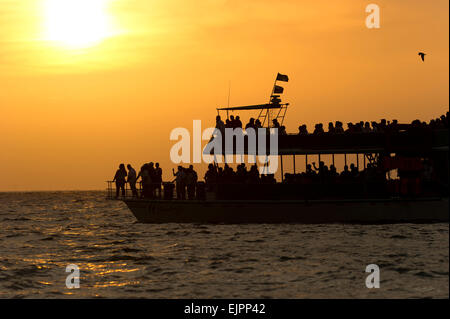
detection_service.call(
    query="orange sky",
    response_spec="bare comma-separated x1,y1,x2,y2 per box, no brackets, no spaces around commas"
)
0,0,448,191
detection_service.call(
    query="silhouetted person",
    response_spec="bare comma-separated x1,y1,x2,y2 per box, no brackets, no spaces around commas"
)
248,164,260,184
298,124,308,135
305,164,316,177
340,165,351,181
204,163,218,190
229,115,235,128
148,162,156,198
235,116,243,129
350,163,359,178
216,115,225,132
371,121,379,132
127,164,138,198
113,164,127,198
185,165,198,200
245,118,256,130
173,166,186,200
346,122,354,133
328,122,335,134
313,123,324,134
154,163,162,198
272,119,280,128
137,164,151,198
335,121,344,133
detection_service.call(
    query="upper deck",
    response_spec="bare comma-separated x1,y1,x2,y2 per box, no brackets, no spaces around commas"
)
206,127,449,156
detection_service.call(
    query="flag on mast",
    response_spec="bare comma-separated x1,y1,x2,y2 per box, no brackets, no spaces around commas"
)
276,73,289,82
273,85,284,94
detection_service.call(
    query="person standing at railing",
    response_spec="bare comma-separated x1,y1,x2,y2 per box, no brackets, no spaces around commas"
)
148,162,156,198
173,166,186,200
113,164,127,198
186,165,198,200
127,164,138,198
137,164,151,198
155,163,162,199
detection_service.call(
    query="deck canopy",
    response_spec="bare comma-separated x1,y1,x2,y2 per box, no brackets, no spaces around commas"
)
217,103,288,111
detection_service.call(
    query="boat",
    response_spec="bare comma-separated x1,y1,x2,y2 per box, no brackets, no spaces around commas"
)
107,74,449,224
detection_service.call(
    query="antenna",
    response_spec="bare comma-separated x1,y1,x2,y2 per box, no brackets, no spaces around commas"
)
227,80,231,108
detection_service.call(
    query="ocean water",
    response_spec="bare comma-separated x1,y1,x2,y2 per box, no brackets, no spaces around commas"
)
0,191,448,299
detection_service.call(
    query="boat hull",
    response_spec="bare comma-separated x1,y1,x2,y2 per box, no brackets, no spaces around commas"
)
123,197,449,224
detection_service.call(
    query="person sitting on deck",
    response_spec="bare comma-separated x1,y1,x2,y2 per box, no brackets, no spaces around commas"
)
154,163,162,199
173,166,186,200
236,163,248,183
279,126,287,135
298,124,308,135
335,121,344,133
362,122,371,133
356,121,364,132
222,164,235,184
272,119,280,128
255,119,262,129
113,164,127,198
371,121,379,133
328,122,335,134
248,164,260,184
261,174,276,184
378,119,387,132
313,123,324,134
217,167,224,181
329,164,338,178
127,164,138,198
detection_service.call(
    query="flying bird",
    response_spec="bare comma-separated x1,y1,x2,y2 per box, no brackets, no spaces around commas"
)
418,52,426,62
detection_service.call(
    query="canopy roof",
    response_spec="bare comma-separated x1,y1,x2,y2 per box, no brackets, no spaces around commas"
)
217,103,288,111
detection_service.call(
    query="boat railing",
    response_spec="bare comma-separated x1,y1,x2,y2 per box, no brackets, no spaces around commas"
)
106,181,169,200
106,177,446,201
106,181,207,200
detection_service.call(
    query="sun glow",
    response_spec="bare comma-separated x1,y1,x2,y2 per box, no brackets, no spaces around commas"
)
43,0,115,49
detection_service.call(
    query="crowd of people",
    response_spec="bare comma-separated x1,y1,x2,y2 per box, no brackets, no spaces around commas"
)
299,112,449,135
172,165,198,200
204,163,276,189
283,161,383,185
111,113,448,199
112,162,162,199
214,115,287,135
213,112,449,137
112,157,441,200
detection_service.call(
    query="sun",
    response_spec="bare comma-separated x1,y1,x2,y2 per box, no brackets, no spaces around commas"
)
43,0,114,49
